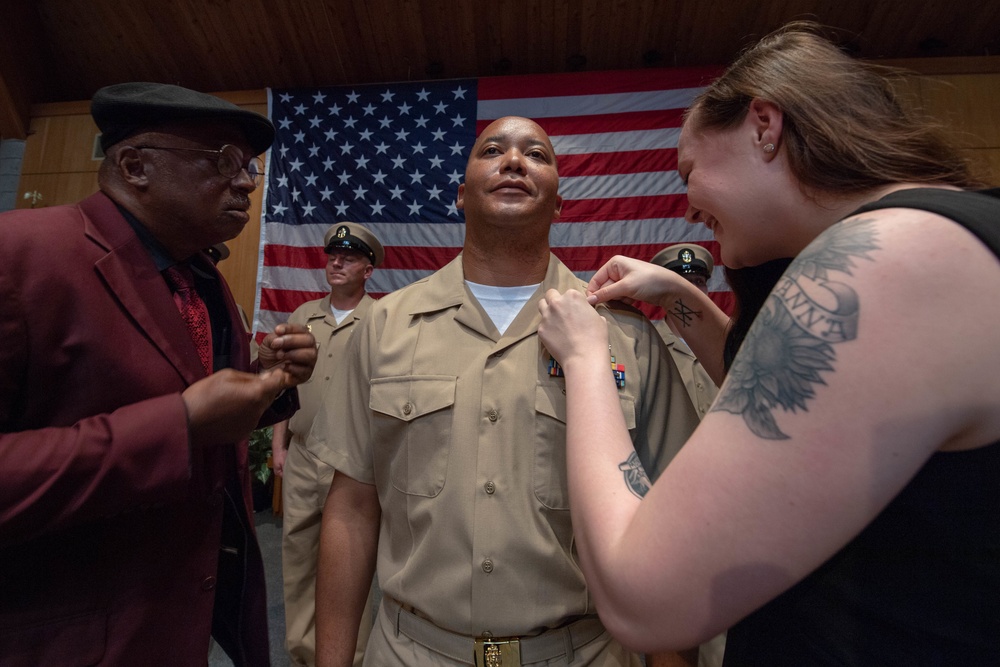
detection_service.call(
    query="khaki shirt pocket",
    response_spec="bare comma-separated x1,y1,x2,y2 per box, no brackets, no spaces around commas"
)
370,375,456,497
534,381,637,510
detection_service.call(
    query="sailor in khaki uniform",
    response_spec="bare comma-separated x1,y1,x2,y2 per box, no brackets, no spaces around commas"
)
272,222,383,666
649,244,720,420
311,117,699,667
648,244,724,667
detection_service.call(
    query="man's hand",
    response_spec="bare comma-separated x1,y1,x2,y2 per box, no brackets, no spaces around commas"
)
272,446,287,477
258,323,317,387
182,368,288,449
271,419,291,477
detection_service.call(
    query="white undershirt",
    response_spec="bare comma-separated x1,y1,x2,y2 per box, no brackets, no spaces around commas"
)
465,281,541,335
328,304,355,325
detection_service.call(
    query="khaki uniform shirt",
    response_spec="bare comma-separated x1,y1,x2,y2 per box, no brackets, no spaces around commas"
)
654,321,719,420
288,293,374,441
311,254,698,637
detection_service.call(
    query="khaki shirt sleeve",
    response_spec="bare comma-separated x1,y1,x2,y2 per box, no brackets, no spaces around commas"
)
606,303,700,482
306,305,377,484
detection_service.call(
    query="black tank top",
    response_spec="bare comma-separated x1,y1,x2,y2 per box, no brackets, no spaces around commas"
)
723,189,1000,667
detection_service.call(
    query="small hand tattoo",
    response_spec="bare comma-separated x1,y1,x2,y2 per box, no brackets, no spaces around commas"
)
668,298,700,328
618,452,650,498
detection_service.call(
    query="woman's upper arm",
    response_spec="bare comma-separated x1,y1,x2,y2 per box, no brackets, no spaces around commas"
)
632,207,1000,638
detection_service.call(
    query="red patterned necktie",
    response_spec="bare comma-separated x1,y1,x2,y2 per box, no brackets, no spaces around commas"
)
164,264,213,375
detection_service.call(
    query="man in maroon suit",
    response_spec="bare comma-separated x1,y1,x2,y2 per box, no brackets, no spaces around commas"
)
0,83,317,666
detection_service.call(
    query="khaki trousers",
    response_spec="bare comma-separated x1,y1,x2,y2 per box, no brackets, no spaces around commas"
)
282,436,373,666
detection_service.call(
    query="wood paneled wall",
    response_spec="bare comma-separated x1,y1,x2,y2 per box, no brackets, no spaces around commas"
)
917,73,1000,183
14,61,1000,323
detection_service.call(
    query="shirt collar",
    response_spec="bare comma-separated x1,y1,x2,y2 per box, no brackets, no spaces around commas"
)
114,202,175,272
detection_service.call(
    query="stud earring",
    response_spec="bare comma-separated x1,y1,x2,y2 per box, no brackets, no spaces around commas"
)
763,143,775,153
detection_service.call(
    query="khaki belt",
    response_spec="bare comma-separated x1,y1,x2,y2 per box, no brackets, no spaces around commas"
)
384,597,606,666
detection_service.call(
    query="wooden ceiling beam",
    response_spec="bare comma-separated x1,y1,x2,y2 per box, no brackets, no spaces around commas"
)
4,0,1000,119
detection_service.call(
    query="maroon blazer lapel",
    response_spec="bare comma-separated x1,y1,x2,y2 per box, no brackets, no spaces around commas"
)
212,260,252,375
79,192,206,385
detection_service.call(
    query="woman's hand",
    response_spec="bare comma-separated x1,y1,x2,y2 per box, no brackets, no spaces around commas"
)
588,255,696,309
538,289,610,370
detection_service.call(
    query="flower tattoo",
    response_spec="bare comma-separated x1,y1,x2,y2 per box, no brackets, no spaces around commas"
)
713,218,879,439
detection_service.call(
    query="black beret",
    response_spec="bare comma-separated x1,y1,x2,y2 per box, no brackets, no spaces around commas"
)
91,82,275,154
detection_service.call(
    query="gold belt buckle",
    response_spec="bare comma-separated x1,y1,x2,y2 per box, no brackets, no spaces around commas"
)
474,637,521,667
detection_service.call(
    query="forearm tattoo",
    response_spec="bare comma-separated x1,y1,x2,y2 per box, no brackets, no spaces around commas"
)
667,298,700,328
618,451,651,498
712,217,879,440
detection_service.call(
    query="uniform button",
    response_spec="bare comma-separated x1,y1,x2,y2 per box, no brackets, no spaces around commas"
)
201,576,217,591
482,559,494,573
324,376,330,381
485,481,496,494
481,631,494,638
402,402,413,416
487,409,498,422
327,352,333,358
490,351,503,359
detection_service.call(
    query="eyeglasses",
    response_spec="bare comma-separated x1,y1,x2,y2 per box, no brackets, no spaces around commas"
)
133,144,265,186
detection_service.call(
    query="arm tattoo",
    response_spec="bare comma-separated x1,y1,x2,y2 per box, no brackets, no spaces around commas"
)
618,451,651,498
667,298,700,328
712,217,880,439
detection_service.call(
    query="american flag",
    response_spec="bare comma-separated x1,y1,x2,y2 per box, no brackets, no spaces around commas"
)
255,67,730,339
